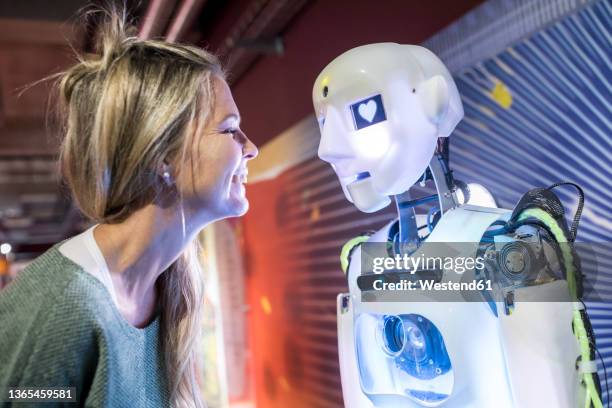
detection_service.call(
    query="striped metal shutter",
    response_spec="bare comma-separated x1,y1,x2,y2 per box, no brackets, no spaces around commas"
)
449,1,612,404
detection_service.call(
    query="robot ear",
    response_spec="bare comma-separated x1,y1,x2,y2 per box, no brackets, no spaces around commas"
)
417,75,450,132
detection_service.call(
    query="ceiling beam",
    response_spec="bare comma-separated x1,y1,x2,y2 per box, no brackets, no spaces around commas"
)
138,0,178,40
218,0,310,84
165,0,208,43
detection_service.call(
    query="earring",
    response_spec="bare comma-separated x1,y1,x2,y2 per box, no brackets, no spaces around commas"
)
161,164,173,186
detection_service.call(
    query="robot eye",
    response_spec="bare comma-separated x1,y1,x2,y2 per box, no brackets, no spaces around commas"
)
349,94,387,130
323,86,329,97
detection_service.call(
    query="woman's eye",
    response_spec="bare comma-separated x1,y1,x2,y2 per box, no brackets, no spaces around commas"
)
222,128,247,143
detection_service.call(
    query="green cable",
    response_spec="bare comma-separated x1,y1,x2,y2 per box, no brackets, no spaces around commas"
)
574,309,603,408
517,209,577,299
340,235,371,275
517,208,602,408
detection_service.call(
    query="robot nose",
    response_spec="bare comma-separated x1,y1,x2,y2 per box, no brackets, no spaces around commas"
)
317,111,353,163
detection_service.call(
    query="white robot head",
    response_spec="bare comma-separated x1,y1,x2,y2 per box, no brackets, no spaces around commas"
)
313,43,463,213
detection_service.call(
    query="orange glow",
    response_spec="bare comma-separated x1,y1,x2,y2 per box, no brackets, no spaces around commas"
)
260,296,272,315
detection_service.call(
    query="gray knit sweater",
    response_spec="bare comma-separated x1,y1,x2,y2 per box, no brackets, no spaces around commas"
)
0,244,170,407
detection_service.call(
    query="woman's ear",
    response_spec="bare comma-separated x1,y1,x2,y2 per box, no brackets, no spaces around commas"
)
417,75,450,130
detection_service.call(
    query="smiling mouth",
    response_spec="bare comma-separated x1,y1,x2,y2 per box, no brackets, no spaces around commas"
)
232,171,248,185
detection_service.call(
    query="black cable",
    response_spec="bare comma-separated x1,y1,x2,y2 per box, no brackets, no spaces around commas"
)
435,152,455,192
595,347,610,408
547,182,584,242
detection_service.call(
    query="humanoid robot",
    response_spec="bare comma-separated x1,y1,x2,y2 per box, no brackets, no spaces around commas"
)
312,43,602,408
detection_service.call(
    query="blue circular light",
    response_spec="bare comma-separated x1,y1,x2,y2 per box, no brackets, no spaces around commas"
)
382,314,451,380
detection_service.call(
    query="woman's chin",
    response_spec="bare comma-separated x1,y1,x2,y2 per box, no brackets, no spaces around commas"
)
205,182,250,220
235,201,249,216
227,184,249,216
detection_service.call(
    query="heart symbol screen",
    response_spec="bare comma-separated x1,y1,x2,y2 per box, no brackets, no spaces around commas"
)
350,94,387,130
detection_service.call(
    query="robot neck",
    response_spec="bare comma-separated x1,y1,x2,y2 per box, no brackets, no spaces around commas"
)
393,153,458,250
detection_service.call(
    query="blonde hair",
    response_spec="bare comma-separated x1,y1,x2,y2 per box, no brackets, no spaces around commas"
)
57,9,223,407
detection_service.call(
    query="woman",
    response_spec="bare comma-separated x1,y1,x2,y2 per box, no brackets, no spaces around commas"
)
0,10,257,408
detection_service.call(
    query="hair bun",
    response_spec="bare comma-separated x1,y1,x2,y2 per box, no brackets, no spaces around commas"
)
96,9,131,69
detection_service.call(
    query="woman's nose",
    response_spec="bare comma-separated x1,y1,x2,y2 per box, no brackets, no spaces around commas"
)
242,134,258,160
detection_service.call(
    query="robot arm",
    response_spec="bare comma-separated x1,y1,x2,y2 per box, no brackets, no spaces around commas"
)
479,183,603,408
480,183,584,303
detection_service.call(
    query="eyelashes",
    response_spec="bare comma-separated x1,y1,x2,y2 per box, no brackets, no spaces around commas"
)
222,128,247,143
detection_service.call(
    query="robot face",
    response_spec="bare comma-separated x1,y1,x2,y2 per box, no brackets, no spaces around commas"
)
313,43,463,213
